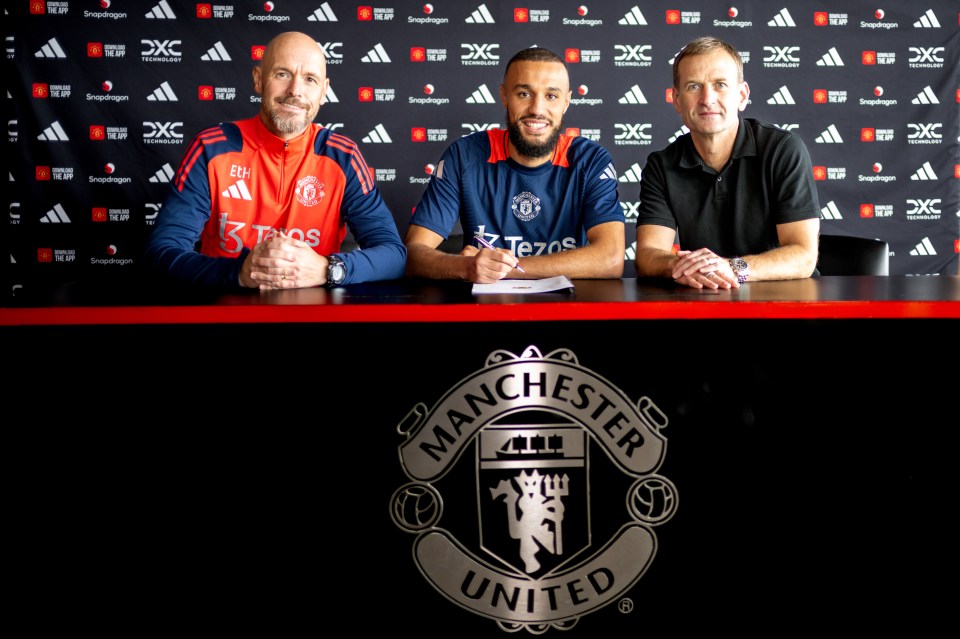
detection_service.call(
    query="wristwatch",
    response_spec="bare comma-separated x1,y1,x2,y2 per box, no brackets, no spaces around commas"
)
728,257,750,284
326,255,346,287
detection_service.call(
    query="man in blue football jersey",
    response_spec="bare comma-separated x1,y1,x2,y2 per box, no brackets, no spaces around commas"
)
404,47,626,283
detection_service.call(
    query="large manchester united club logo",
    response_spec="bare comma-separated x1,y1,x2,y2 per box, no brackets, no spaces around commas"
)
390,346,677,633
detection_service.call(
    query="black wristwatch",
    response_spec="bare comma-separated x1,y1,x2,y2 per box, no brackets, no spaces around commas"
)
326,255,346,287
728,256,750,284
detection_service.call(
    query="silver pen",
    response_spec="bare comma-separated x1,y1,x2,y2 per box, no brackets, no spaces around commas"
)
473,234,526,273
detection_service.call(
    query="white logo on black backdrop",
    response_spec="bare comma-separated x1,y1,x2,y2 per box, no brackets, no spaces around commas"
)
391,346,676,633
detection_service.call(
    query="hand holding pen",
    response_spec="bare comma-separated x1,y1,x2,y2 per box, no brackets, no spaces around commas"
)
473,234,526,273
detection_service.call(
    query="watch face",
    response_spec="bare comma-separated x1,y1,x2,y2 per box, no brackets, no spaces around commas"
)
730,257,749,283
330,262,346,284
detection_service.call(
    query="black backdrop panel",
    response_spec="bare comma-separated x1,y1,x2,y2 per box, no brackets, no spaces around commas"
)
9,317,957,634
5,0,960,304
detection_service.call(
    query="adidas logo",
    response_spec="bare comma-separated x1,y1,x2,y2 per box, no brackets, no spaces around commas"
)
618,6,648,25
6,35,13,58
362,43,391,63
910,161,937,180
466,4,495,23
767,8,796,27
911,86,939,104
820,201,843,220
466,84,496,104
145,0,176,19
147,81,178,101
37,121,69,141
307,3,338,21
913,9,940,28
149,163,175,183
201,41,231,61
816,47,844,66
35,37,66,58
909,237,937,256
599,163,617,180
221,179,252,200
668,126,690,143
324,86,339,103
619,162,643,183
40,203,71,223
362,124,392,144
815,124,843,143
767,85,796,105
619,85,648,104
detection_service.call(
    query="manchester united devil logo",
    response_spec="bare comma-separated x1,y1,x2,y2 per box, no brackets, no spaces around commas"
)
390,346,677,633
295,175,324,206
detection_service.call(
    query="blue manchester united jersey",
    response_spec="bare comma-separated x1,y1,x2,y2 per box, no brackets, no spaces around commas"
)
409,129,624,256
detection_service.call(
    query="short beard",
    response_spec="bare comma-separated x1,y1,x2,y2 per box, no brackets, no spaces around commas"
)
264,100,312,135
506,111,563,159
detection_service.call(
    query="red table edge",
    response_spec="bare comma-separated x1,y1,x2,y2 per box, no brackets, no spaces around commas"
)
3,300,960,326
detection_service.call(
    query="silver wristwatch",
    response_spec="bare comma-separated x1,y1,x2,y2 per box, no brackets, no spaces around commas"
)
326,255,346,287
728,257,750,284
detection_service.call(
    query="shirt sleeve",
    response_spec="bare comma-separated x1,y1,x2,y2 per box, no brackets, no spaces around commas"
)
769,132,821,223
580,143,626,230
337,148,407,285
143,129,248,289
635,150,678,231
408,143,464,239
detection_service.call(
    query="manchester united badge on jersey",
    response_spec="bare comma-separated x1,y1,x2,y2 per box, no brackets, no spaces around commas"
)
294,175,325,206
511,191,542,222
390,346,677,633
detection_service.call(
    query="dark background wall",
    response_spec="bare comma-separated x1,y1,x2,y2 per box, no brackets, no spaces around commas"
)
4,0,959,304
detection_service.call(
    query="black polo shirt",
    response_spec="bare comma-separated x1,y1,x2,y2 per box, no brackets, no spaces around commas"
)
636,118,820,257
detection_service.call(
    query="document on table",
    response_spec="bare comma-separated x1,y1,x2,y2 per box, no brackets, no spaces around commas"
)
471,275,575,295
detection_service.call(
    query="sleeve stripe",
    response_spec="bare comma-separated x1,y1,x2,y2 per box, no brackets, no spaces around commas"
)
350,157,374,194
328,133,375,194
174,126,226,192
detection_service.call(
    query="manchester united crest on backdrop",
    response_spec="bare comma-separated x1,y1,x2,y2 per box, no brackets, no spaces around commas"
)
390,346,677,633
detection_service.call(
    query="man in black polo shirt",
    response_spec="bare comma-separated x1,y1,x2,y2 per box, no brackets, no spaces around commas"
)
634,36,820,289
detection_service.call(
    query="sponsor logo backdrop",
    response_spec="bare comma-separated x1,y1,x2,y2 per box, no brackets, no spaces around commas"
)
4,0,959,302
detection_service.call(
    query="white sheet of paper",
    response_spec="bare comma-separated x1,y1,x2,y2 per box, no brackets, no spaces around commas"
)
471,275,575,295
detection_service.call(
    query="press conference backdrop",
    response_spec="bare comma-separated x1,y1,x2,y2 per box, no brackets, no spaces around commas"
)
5,0,959,303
